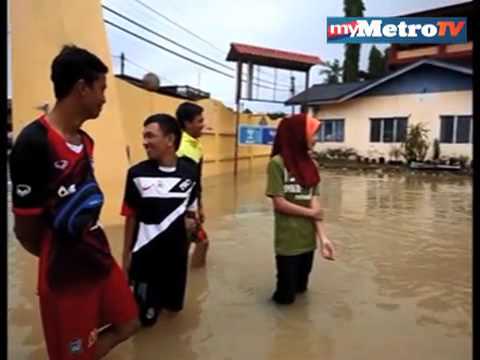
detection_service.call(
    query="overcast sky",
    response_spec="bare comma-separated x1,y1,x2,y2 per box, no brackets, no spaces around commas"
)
9,0,468,113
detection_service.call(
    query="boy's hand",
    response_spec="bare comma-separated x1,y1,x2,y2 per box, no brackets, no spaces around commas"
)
198,209,206,224
123,251,131,274
185,217,198,233
319,237,335,261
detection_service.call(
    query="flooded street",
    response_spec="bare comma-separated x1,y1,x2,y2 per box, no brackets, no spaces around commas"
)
8,167,472,360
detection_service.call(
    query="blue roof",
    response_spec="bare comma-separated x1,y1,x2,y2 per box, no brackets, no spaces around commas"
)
285,60,472,106
285,81,372,105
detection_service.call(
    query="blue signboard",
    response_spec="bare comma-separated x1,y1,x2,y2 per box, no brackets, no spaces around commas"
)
239,125,263,144
239,125,276,145
262,127,277,145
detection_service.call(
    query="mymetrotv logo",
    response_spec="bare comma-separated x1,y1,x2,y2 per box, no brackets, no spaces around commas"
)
327,17,467,43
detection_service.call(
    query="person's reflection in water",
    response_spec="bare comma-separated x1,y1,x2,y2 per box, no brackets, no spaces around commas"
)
267,301,336,360
130,268,209,360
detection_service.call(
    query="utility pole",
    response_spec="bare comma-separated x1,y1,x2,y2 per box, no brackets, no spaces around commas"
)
120,52,125,76
234,62,243,177
290,74,296,115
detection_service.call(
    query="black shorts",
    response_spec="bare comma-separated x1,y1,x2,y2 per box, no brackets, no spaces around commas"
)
130,237,189,323
132,269,187,313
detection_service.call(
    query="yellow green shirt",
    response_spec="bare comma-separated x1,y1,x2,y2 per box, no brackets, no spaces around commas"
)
177,130,204,199
177,131,203,164
266,155,320,256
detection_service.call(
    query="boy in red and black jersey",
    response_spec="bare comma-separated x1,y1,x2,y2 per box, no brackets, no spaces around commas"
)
9,45,139,360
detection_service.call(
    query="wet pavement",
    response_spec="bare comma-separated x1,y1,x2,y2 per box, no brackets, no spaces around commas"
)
8,167,472,359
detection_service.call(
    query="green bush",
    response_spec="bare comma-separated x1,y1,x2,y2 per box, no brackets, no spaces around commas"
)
458,155,469,168
325,147,358,159
389,146,402,161
402,123,430,163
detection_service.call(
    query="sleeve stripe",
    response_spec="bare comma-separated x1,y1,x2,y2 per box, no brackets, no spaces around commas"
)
12,207,44,216
121,202,135,217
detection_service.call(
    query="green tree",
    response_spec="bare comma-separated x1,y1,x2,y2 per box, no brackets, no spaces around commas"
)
367,45,387,79
267,112,286,120
319,59,343,84
342,0,365,82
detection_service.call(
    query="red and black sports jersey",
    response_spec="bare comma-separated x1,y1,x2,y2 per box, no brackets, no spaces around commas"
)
10,117,138,358
9,116,112,285
10,116,95,215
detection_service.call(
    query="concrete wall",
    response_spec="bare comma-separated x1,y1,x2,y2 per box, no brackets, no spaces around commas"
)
313,90,472,160
116,79,276,177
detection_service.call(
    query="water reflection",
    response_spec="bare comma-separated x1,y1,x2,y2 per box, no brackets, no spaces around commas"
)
8,168,472,359
268,303,336,360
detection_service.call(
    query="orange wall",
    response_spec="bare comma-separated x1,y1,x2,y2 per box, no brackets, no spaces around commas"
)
11,0,129,225
10,0,278,225
117,79,277,178
11,0,278,225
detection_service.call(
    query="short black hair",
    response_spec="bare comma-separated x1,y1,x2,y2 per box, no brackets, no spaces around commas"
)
176,102,203,129
51,45,109,100
144,114,182,150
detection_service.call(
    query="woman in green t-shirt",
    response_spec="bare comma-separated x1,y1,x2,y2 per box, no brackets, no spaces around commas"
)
266,113,335,305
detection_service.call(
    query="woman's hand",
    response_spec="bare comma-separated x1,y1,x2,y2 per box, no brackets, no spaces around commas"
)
319,236,335,261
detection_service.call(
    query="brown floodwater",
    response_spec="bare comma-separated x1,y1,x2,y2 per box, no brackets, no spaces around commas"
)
8,167,472,360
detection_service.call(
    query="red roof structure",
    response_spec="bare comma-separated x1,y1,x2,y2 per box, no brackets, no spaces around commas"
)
388,2,473,69
226,42,323,71
226,42,323,175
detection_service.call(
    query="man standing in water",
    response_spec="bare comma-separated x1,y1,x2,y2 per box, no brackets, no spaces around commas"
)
176,102,209,268
10,45,139,359
121,114,199,326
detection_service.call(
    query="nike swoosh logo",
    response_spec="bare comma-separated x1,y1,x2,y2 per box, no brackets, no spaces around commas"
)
142,185,154,191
